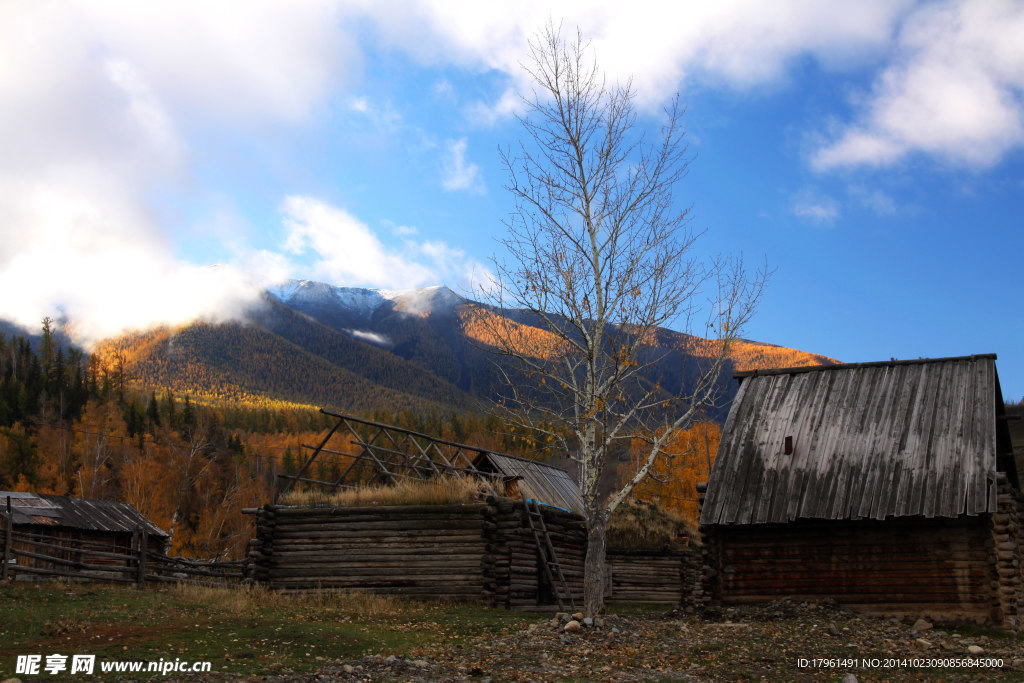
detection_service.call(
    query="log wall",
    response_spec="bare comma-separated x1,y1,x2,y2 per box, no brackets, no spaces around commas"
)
248,498,698,609
702,515,1002,624
606,552,684,605
991,473,1023,631
481,496,585,609
604,550,705,607
248,503,490,600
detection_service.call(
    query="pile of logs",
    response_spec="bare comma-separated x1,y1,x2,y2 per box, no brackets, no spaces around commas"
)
991,473,1023,632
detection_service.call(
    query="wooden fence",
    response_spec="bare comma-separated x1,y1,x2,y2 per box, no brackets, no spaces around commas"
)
0,515,243,586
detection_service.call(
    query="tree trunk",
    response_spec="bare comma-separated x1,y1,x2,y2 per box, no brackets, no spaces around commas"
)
583,515,607,616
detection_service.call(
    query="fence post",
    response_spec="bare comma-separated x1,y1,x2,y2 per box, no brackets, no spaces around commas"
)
136,527,148,587
2,496,12,582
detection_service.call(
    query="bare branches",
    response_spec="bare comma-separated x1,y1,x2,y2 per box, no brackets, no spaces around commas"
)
478,22,767,615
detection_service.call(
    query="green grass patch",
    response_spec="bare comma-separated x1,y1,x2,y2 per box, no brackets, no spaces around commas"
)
0,582,534,680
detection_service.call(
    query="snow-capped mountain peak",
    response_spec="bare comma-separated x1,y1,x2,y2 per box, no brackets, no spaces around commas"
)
266,280,463,319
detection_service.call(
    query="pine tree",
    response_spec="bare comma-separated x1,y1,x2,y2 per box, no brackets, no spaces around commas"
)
147,392,161,432
282,446,297,476
182,395,196,429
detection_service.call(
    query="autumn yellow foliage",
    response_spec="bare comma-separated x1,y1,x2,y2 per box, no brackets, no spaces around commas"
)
618,421,720,532
457,305,566,360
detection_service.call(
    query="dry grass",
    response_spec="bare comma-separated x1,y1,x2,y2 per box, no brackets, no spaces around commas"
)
172,582,413,618
606,499,692,552
279,475,500,508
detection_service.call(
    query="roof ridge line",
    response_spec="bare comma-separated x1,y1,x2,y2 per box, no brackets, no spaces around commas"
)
734,353,997,379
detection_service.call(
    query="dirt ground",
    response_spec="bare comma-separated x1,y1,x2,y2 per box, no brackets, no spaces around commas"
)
162,600,1023,683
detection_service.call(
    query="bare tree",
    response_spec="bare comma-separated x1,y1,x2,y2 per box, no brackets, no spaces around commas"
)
480,24,766,616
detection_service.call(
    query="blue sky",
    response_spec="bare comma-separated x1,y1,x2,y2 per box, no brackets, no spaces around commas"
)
1,1,1023,399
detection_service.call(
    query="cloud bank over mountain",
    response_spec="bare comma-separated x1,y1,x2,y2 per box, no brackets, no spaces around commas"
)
2,0,1021,348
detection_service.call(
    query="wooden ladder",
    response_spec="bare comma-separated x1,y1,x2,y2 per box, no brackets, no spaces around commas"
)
524,499,575,611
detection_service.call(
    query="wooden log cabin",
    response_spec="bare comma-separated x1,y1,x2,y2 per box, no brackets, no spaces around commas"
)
257,410,702,609
699,354,1023,629
246,497,588,609
0,491,169,578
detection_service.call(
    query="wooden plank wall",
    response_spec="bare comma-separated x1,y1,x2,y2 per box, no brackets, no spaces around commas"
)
605,550,704,607
703,516,1000,623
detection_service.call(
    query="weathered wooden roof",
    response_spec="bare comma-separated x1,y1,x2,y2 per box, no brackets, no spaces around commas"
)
473,452,582,512
701,354,1010,526
0,491,168,537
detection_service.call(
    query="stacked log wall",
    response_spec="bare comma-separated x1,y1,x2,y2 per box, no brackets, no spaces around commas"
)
481,496,585,609
702,516,1000,624
249,499,697,609
248,503,489,600
606,552,683,605
991,473,1023,631
681,546,706,608
604,548,704,607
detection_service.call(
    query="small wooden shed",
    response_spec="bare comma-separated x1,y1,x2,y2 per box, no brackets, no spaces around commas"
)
472,451,582,511
1,491,169,574
700,354,1023,628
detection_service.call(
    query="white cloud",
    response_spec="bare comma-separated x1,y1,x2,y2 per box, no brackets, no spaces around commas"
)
347,95,402,131
348,329,391,346
468,87,526,126
0,178,261,346
367,1,1022,170
362,0,912,115
792,191,840,225
6,0,1021,346
441,138,486,194
813,0,1024,170
282,196,435,287
432,79,455,99
848,185,897,216
0,0,360,346
381,218,419,237
0,2,358,129
280,195,487,291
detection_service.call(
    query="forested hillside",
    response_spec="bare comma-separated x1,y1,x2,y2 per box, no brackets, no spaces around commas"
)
91,282,836,418
0,324,531,559
96,322,470,414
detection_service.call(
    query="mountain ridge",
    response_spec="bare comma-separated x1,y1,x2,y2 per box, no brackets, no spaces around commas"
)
89,279,836,414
